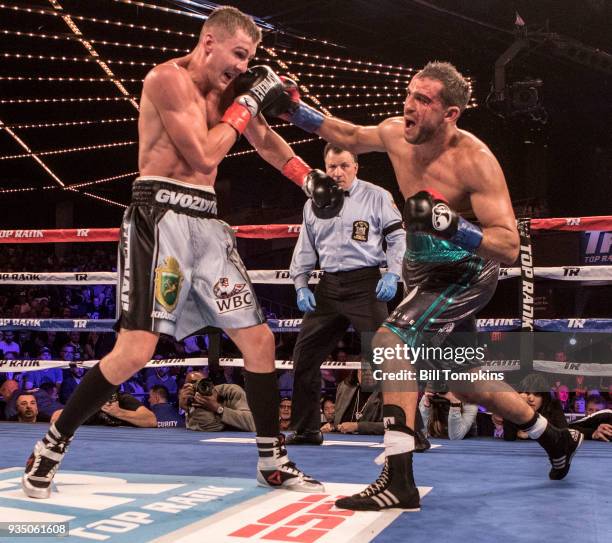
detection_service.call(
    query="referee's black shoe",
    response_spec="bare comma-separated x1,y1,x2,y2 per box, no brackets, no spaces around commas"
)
286,431,324,445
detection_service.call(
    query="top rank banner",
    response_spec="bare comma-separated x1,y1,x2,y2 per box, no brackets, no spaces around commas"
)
581,231,612,265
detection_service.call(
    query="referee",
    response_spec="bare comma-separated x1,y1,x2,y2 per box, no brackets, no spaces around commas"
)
287,143,406,445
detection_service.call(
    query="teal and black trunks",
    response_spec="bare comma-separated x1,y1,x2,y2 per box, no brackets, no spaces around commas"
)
384,233,499,367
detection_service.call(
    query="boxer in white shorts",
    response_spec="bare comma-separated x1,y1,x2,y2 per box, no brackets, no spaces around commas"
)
22,6,333,500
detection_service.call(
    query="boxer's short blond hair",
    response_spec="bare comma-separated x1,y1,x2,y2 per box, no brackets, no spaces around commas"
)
201,6,261,44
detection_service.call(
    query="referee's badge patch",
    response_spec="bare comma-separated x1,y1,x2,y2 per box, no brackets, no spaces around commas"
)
352,220,369,242
155,256,184,312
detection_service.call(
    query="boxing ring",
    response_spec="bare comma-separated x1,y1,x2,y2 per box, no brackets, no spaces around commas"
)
1,216,611,543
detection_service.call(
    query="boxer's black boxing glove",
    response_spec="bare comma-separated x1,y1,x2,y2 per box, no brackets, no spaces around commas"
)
221,65,284,135
305,170,344,220
404,189,483,252
304,170,338,205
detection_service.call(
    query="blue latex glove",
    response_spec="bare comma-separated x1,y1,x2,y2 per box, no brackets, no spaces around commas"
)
296,287,316,313
375,272,399,301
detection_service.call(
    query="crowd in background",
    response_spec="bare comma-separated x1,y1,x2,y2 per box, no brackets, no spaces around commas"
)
1,246,611,443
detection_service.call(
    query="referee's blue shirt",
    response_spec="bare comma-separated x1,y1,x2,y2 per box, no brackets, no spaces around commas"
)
290,178,406,290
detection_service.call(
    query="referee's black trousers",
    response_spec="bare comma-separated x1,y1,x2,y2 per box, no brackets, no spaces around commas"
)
290,267,389,434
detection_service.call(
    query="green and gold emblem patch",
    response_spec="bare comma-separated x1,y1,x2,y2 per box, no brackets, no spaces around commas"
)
155,256,183,312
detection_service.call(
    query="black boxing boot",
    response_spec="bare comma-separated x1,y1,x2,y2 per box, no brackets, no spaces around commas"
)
518,413,583,480
335,405,420,511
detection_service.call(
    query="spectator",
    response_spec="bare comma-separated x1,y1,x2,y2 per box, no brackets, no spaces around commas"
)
32,383,64,422
570,395,612,441
149,384,184,428
59,362,86,404
13,393,38,423
23,348,63,389
178,371,255,432
419,389,478,440
88,391,157,428
0,332,20,356
573,375,587,398
505,374,567,441
66,332,84,360
321,396,335,426
0,379,19,420
145,366,178,396
573,395,586,415
279,397,292,431
556,385,571,412
322,370,384,435
122,375,146,400
278,370,294,397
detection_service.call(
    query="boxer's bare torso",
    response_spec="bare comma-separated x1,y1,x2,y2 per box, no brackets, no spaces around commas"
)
379,119,495,218
138,57,233,187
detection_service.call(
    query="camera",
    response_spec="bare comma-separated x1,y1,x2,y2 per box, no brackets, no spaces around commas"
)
194,378,215,397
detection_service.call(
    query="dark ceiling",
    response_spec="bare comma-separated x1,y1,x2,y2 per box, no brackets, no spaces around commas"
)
1,0,610,229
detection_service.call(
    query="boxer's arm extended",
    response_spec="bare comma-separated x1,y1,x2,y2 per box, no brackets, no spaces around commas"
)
143,65,238,174
275,79,389,154
317,116,388,154
462,151,519,264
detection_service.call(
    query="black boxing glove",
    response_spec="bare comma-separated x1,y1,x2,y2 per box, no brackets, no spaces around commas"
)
307,170,344,219
403,188,483,252
221,65,284,136
280,158,344,219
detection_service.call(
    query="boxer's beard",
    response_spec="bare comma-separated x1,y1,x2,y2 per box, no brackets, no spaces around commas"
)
406,124,435,145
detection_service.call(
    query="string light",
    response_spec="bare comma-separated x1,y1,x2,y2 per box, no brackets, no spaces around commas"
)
270,47,415,74
227,137,320,158
114,0,208,20
329,100,403,110
369,109,404,118
260,46,331,116
0,141,137,161
4,117,138,130
0,118,66,187
0,29,189,54
68,171,138,189
316,92,404,99
49,0,139,111
282,59,411,79
304,83,408,91
0,97,136,104
1,52,155,67
0,171,137,193
64,187,127,208
0,76,144,83
0,186,42,194
0,3,199,38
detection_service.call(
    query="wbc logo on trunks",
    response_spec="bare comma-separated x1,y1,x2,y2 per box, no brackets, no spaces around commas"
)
431,203,452,231
155,256,184,312
213,277,253,314
213,277,246,299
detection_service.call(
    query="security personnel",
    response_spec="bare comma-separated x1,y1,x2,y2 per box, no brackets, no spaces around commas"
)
288,143,405,444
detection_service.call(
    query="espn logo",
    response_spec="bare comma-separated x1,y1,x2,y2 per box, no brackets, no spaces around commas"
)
229,494,354,543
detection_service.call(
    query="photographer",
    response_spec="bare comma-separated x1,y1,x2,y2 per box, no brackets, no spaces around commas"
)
178,370,255,432
419,387,478,440
85,391,157,428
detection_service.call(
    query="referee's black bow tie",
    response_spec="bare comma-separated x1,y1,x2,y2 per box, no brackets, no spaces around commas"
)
344,191,350,196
